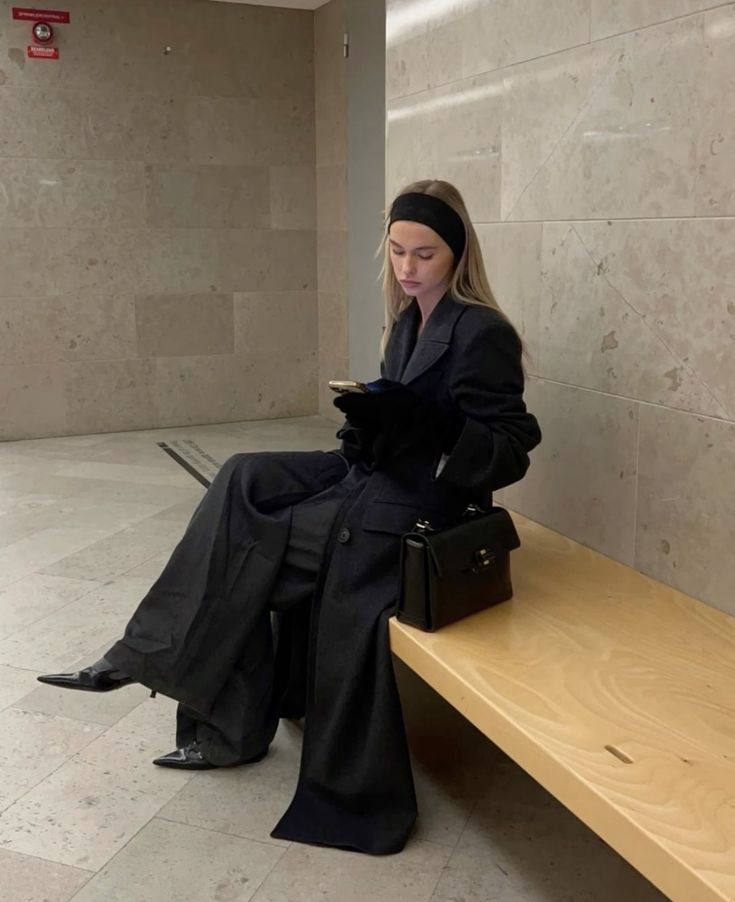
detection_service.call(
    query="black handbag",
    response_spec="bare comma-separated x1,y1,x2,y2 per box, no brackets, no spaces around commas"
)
397,506,521,632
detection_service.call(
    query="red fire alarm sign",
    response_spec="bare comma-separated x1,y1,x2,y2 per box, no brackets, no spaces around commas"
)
27,45,59,59
12,7,70,23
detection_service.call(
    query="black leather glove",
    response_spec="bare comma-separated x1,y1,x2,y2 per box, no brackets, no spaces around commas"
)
334,381,464,457
333,380,420,431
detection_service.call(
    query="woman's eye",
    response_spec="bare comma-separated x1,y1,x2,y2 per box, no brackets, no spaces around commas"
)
391,250,432,260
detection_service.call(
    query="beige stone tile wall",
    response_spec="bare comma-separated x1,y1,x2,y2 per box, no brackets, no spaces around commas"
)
315,0,349,418
386,0,735,614
0,0,317,440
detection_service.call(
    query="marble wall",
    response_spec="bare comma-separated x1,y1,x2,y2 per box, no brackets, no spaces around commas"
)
315,0,348,418
0,0,318,439
386,0,735,614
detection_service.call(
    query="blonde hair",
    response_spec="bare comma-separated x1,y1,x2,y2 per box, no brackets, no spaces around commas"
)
380,179,517,359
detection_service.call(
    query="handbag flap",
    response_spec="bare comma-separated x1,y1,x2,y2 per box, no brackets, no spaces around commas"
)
405,507,520,578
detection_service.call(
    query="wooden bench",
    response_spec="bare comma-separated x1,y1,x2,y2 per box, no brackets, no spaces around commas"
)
389,512,735,902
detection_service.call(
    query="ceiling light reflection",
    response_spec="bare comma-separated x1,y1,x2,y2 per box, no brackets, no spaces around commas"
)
705,14,735,40
582,124,673,140
388,79,503,123
387,0,482,46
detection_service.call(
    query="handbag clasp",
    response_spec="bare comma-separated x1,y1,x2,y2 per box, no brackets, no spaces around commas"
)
414,518,434,534
473,548,495,572
463,503,487,517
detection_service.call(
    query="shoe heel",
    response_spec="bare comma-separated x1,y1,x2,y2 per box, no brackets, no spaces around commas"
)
150,690,157,699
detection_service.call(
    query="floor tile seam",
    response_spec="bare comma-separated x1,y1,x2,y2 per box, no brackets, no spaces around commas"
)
0,718,106,820
41,513,180,538
0,676,45,714
51,471,203,489
20,493,190,520
77,536,178,583
62,808,206,897
154,812,292,852
0,572,28,597
0,843,98,877
52,457,199,476
0,484,88,504
6,699,134,730
0,520,151,570
0,749,198,871
0,494,179,527
3,700,118,734
0,453,116,465
95,416,320,442
64,734,196,792
0,580,106,645
0,846,96,893
64,871,97,900
36,521,180,583
427,796,481,901
51,470,197,490
102,504,196,534
0,661,44,675
245,838,300,902
4,698,176,809
73,494,203,515
0,527,97,560
54,458,200,475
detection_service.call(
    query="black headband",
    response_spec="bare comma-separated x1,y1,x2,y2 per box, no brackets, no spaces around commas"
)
388,192,466,261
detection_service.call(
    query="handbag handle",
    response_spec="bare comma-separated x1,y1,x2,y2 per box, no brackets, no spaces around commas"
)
413,503,491,534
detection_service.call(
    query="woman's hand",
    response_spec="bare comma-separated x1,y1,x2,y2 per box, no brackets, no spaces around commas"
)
332,380,420,431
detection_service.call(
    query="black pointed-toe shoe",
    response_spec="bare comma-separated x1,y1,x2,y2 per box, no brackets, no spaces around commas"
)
152,741,217,771
152,741,268,771
37,656,134,693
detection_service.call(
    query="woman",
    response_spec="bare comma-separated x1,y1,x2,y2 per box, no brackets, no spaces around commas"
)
39,179,541,855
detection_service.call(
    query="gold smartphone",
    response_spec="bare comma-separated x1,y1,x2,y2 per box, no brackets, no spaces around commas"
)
328,380,369,394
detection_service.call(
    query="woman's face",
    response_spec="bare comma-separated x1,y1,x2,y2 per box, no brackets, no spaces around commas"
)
388,220,454,303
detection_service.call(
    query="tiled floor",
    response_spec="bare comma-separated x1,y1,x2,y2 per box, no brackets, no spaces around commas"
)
0,417,669,901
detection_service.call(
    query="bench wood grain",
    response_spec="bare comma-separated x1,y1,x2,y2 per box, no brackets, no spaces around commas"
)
389,512,735,902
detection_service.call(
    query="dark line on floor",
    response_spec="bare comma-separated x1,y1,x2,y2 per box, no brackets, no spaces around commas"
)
157,442,212,489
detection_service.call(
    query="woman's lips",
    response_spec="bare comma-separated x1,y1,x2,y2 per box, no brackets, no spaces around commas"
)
400,280,420,288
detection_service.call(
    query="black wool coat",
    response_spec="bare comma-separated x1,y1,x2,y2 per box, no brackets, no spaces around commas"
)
271,295,542,853
110,294,541,856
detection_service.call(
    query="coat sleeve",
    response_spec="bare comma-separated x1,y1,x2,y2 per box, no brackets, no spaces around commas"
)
336,422,372,463
434,317,541,496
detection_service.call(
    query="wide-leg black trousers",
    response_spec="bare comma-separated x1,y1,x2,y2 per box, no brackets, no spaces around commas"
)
105,450,352,766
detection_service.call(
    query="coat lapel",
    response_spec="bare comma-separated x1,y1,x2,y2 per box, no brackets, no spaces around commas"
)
383,301,420,382
400,294,465,385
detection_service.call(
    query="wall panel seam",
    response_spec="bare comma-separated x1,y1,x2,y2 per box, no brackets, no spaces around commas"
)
387,0,735,105
590,0,734,42
527,377,735,426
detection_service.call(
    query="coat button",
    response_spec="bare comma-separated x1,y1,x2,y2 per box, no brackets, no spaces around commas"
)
337,527,351,544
